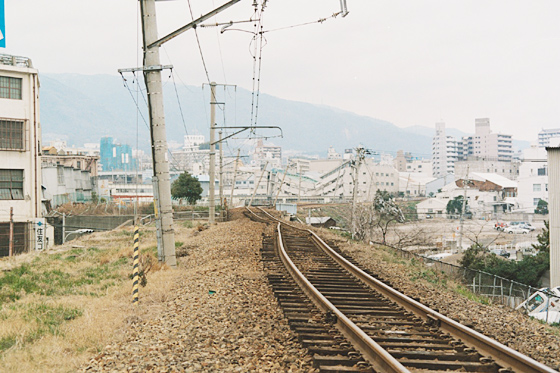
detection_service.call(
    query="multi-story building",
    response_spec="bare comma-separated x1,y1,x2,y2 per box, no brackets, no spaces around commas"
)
41,148,99,207
327,146,341,159
431,122,458,177
99,137,136,172
252,139,282,168
538,128,560,148
454,157,519,181
517,145,548,212
457,118,513,162
0,55,43,255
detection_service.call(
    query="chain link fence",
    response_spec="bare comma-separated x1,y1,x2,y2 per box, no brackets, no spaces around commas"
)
389,244,548,310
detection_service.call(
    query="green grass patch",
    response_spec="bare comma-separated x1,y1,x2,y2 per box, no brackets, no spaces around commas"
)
182,221,194,228
410,268,447,286
455,285,490,305
24,303,82,335
0,335,16,351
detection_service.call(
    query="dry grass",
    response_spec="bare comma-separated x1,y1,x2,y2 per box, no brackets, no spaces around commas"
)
0,224,185,372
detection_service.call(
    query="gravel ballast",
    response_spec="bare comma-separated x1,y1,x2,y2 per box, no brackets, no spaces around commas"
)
84,211,560,371
83,217,314,372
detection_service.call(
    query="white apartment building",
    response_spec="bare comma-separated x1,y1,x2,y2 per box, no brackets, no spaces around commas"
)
252,139,282,168
184,134,205,150
454,157,519,181
517,145,548,212
538,128,560,148
458,118,513,162
0,55,43,255
431,122,458,177
327,146,341,159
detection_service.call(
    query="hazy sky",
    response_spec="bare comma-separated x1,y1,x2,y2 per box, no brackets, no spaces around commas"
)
5,0,560,142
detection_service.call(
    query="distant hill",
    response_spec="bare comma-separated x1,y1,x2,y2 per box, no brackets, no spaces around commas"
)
39,74,528,158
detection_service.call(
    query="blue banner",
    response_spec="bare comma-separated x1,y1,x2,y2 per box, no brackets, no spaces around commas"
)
0,0,5,48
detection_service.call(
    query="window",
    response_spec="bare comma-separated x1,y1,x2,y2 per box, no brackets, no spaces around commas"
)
0,222,28,256
533,184,541,192
534,198,540,206
57,167,64,185
538,168,547,176
0,169,23,199
0,120,24,150
0,76,22,99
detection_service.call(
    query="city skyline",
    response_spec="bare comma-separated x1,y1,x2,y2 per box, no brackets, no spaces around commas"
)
3,1,560,142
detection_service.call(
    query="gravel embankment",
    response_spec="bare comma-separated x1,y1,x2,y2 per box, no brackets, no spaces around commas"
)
84,210,560,372
316,227,560,371
83,216,315,372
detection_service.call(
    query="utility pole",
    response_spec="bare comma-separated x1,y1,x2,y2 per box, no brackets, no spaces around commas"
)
249,162,268,207
458,166,470,251
120,0,243,264
9,207,13,256
230,148,240,204
351,147,367,239
298,165,302,204
209,82,217,224
219,130,224,210
273,165,290,206
139,0,176,267
62,213,66,244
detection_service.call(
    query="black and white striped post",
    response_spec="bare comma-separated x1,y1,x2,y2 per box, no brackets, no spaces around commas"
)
132,225,140,304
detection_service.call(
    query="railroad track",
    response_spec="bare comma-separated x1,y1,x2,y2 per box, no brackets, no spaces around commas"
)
245,207,557,373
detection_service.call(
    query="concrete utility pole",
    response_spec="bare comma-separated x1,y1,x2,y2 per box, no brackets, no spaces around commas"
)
249,162,268,207
230,149,240,204
273,165,290,206
458,166,470,252
209,82,217,224
351,148,366,239
140,0,176,267
298,165,302,203
219,130,224,210
9,207,13,257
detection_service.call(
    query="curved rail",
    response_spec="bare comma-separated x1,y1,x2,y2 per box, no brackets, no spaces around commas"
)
246,206,557,373
276,222,408,372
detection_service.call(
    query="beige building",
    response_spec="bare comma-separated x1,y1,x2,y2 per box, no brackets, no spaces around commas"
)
0,55,43,255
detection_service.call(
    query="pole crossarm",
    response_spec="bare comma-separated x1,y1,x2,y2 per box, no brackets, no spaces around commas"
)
118,65,173,73
148,0,242,49
210,126,283,145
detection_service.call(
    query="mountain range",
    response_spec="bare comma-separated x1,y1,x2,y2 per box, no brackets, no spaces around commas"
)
39,73,529,158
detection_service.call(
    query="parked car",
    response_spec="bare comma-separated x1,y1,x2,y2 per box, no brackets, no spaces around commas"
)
494,222,507,231
504,226,530,234
519,223,535,231
490,248,510,258
508,221,530,227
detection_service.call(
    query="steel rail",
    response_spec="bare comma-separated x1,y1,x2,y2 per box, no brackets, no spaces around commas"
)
276,222,409,373
249,207,558,373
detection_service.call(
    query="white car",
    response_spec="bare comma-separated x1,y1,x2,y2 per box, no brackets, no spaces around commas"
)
503,226,530,234
519,223,536,231
516,287,560,324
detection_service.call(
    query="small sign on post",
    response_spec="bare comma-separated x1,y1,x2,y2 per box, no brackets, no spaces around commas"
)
35,218,46,251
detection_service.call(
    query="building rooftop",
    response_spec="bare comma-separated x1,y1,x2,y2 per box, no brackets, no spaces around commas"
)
0,54,33,68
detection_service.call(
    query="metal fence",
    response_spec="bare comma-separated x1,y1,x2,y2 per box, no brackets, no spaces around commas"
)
388,244,545,309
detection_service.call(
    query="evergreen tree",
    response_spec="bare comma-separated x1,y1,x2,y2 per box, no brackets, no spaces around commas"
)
171,172,203,205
